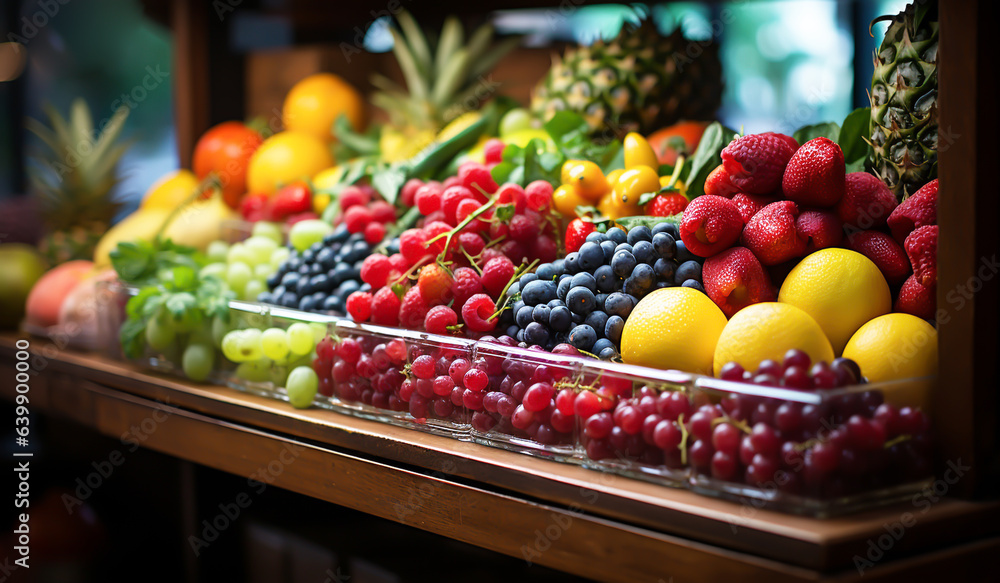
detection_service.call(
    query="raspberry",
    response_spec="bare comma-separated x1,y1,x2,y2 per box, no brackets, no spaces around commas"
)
425,305,458,335
423,221,452,255
679,195,744,257
508,213,539,242
781,137,846,207
415,183,443,215
345,291,373,322
400,228,430,264
459,163,498,195
417,263,454,305
498,240,527,265
496,183,527,213
399,286,430,330
457,232,485,257
452,267,484,308
461,294,497,332
339,185,370,210
442,185,474,224
481,256,516,298
364,221,386,244
360,254,392,288
477,247,506,268
344,205,373,233
644,192,689,216
483,139,506,164
904,225,937,287
525,180,554,211
721,133,796,195
370,287,401,326
369,200,397,223
400,179,423,208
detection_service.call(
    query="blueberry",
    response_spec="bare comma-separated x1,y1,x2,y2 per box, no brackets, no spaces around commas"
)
309,273,333,293
566,286,597,315
548,306,573,331
316,247,337,269
506,282,520,298
348,232,365,244
652,233,677,259
571,312,585,325
281,271,300,287
675,260,702,285
681,280,706,293
297,277,315,295
624,276,650,298
297,263,311,275
536,263,558,281
651,222,672,236
654,258,677,281
330,263,351,285
256,292,272,304
614,243,634,255
298,295,318,312
516,305,534,328
550,261,567,277
522,279,557,305
337,279,361,297
557,276,573,301
266,271,282,288
309,262,324,275
632,240,656,265
627,225,652,245
577,242,604,272
585,231,607,244
605,292,634,319
605,315,625,344
511,300,526,315
301,248,317,263
611,250,637,278
632,263,655,287
279,291,299,308
676,240,698,263
656,280,674,289
594,265,617,293
658,222,680,240
520,272,538,286
599,346,619,360
547,298,565,309
516,329,526,343
285,256,302,272
532,304,551,324
554,331,570,345
524,322,551,346
507,324,521,339
357,282,371,293
385,237,401,255
600,240,618,263
593,338,615,355
595,293,609,311
606,227,627,245
325,223,351,244
271,284,286,299
569,324,597,352
584,310,609,337
571,272,597,292
564,252,580,273
321,294,343,313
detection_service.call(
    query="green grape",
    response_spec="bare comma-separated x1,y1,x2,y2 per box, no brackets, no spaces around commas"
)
200,262,227,280
235,328,264,361
286,323,315,355
221,331,244,362
286,366,318,408
226,261,252,295
227,243,255,266
253,263,274,281
211,315,235,347
260,328,290,360
182,343,215,382
144,318,175,352
310,322,328,344
189,326,214,347
243,279,265,301
235,359,271,383
244,236,278,266
270,247,291,270
252,221,284,245
207,240,230,263
171,307,203,334
270,365,290,387
288,219,333,252
499,107,535,137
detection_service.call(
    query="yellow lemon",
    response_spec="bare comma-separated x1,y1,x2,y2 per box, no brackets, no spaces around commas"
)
843,314,938,382
778,249,891,355
712,302,834,377
140,169,199,210
283,73,365,143
246,131,333,195
312,166,344,191
621,287,728,374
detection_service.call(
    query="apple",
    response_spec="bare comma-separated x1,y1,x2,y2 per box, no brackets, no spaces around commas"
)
0,244,47,329
25,260,95,328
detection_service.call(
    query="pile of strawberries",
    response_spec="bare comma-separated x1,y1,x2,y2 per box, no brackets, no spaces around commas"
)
345,160,561,335
678,132,937,319
239,181,322,225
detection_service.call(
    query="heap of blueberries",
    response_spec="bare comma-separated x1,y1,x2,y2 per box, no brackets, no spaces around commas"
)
259,224,390,314
501,221,705,359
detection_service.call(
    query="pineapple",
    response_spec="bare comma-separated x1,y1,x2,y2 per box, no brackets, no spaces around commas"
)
868,0,938,201
530,16,723,140
373,11,519,161
25,99,130,264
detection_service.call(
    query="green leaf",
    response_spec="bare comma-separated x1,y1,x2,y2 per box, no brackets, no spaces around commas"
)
111,240,155,283
119,318,146,360
543,111,589,141
615,214,683,231
838,107,871,166
845,158,867,173
793,122,840,145
684,122,737,198
333,115,380,157
165,292,197,319
372,165,408,205
407,112,489,178
125,286,159,319
495,203,516,222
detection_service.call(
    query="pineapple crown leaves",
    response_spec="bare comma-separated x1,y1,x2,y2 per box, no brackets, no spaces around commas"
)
25,98,131,230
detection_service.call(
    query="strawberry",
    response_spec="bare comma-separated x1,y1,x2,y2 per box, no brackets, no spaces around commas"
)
731,192,777,224
837,172,897,229
741,201,807,265
703,246,775,317
847,230,911,285
887,179,937,244
904,225,938,287
703,164,740,198
795,209,843,253
644,192,689,216
565,218,595,253
679,195,744,258
417,263,454,306
239,193,272,221
781,137,845,207
721,133,796,195
895,276,936,320
399,286,430,330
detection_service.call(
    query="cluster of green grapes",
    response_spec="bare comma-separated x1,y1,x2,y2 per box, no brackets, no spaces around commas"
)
220,322,321,408
201,222,289,301
144,309,243,384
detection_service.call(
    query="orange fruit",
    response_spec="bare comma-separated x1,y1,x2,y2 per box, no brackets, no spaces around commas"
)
647,121,711,166
283,73,366,143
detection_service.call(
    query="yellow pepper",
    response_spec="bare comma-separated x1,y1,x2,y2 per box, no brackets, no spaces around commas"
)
614,166,660,211
566,161,609,202
623,133,659,169
552,184,587,217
